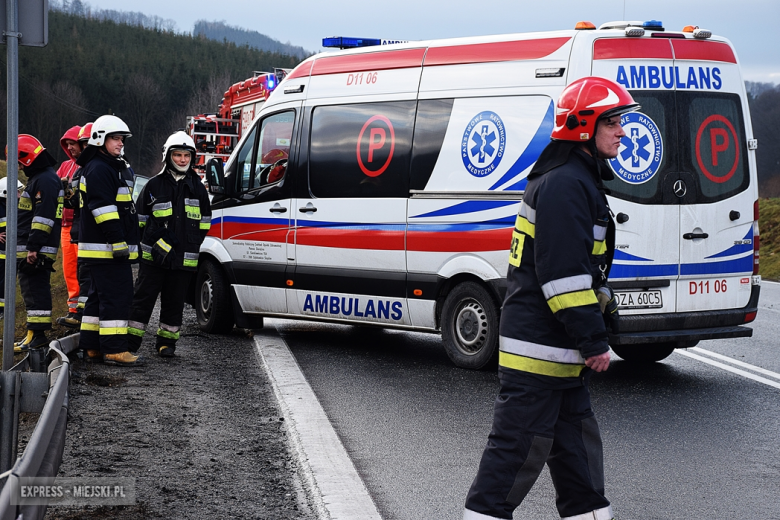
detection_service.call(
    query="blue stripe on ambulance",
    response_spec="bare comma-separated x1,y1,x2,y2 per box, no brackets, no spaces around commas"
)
705,228,753,259
487,101,555,190
410,201,517,219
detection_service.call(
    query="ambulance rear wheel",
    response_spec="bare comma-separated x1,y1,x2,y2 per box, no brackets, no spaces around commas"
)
195,259,235,334
441,282,499,370
611,343,676,362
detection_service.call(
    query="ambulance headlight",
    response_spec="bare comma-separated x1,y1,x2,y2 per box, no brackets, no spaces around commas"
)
625,27,645,37
692,28,712,39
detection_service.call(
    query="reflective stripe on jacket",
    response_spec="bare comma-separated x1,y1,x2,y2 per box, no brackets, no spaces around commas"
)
136,168,212,271
17,165,63,260
76,151,139,264
499,148,614,389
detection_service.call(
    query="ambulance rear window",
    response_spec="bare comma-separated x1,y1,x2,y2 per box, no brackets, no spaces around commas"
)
679,92,748,202
604,91,749,205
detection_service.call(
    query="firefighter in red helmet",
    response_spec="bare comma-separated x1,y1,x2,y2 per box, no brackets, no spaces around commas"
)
8,135,63,351
464,77,639,520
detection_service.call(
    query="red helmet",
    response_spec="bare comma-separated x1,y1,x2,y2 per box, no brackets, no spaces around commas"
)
551,77,640,142
78,122,93,142
261,148,288,164
8,134,46,167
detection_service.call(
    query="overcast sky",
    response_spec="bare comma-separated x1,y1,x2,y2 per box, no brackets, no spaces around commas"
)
88,0,778,84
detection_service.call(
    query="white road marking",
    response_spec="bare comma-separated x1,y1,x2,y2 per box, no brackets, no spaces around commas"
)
676,349,780,390
253,327,383,520
689,347,780,381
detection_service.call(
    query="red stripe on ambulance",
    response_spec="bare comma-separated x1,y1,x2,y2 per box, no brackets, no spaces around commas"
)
424,37,571,66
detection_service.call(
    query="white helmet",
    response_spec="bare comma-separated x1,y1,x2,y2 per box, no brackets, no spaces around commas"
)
0,177,24,198
88,115,132,147
161,131,196,161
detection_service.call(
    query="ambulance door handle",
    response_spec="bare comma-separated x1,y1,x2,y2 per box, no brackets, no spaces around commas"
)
299,203,317,213
683,232,709,240
269,203,287,214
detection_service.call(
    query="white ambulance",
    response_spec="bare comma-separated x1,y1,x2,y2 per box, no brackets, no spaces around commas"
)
197,21,761,368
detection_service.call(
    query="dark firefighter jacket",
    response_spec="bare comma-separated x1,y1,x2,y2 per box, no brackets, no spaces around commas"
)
18,157,63,261
136,168,212,271
499,144,615,389
76,149,139,264
0,197,6,260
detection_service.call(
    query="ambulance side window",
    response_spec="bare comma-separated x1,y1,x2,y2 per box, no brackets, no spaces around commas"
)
236,111,295,193
308,101,415,198
410,99,454,190
252,111,295,189
237,125,259,192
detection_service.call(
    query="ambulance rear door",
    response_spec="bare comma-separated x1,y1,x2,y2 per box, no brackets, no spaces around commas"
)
669,39,755,312
591,37,681,315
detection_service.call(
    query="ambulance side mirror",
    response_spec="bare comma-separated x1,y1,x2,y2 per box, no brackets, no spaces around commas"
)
206,158,226,195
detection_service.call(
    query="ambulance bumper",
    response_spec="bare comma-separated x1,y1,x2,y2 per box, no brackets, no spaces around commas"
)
608,285,760,346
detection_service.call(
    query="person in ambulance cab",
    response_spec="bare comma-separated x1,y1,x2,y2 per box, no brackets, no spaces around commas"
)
76,115,143,366
464,77,638,520
127,131,212,357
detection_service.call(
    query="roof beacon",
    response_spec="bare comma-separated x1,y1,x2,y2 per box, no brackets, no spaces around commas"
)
642,20,664,31
625,25,645,37
682,25,713,39
322,36,382,49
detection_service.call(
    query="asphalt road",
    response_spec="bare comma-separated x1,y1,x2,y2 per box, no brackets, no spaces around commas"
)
274,281,780,520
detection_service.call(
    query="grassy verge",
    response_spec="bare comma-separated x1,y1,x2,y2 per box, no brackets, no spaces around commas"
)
759,197,780,281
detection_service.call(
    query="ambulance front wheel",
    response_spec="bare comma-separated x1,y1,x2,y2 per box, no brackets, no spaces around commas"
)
195,259,235,334
441,282,499,370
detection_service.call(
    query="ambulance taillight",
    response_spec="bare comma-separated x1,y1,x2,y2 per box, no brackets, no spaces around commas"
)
753,200,760,276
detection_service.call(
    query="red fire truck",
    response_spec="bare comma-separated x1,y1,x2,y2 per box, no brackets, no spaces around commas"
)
186,68,291,175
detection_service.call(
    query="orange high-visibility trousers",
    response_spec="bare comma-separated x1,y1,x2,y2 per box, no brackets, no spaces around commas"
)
61,226,79,314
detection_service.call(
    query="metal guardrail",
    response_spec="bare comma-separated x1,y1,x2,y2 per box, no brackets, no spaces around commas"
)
0,334,79,520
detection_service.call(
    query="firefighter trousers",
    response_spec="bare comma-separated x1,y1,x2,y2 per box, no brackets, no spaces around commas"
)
18,260,52,331
464,379,612,520
128,263,192,352
76,261,91,314
61,226,79,314
79,263,133,355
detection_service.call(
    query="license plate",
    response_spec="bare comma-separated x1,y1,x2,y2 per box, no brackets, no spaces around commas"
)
616,290,663,310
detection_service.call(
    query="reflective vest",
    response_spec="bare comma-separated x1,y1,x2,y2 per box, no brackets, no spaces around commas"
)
499,147,614,389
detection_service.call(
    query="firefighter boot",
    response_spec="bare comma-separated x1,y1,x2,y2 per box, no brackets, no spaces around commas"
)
157,342,176,358
103,351,146,367
13,330,35,352
83,349,102,363
14,330,48,352
56,311,83,329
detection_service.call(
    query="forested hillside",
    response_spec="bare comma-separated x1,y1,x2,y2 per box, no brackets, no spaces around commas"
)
194,21,312,61
0,10,300,175
747,83,780,197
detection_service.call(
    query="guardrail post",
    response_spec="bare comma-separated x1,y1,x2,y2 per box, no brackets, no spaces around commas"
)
0,371,17,473
29,349,46,374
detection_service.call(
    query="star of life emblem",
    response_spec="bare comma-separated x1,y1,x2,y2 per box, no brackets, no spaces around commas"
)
608,112,664,185
461,111,506,177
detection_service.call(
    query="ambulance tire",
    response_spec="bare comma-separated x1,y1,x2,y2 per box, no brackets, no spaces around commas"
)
611,343,676,363
195,259,235,334
441,282,499,370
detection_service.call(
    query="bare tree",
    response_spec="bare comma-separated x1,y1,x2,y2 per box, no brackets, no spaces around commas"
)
184,70,233,116
123,73,164,172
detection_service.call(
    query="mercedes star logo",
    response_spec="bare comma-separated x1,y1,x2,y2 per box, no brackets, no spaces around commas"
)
673,180,687,198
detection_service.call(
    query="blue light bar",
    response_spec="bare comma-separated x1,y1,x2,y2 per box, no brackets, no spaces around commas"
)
642,20,664,31
322,36,382,49
267,75,276,90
